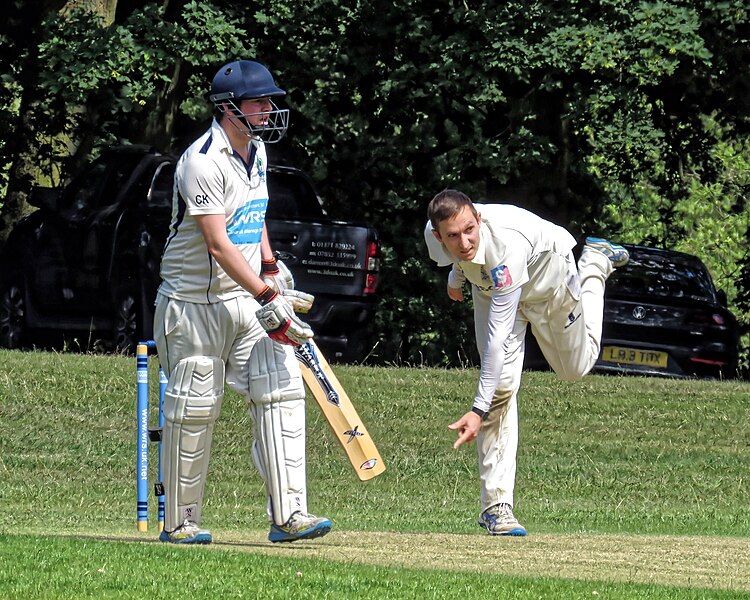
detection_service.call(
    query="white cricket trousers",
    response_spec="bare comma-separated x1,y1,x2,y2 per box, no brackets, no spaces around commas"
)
472,247,613,511
154,293,271,393
153,293,308,528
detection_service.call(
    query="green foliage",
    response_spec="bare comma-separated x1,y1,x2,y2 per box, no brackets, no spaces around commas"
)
0,78,20,201
2,0,749,368
32,1,247,155
244,0,750,366
596,122,750,366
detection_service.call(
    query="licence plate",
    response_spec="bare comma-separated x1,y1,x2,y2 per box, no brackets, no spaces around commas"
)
601,346,668,368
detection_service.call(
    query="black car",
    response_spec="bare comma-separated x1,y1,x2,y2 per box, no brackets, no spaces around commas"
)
595,244,739,378
525,244,740,379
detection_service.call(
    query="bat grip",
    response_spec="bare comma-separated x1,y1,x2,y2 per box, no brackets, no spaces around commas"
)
295,343,341,406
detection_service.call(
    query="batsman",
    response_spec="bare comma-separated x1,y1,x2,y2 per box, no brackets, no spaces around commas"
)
425,190,629,536
153,60,331,544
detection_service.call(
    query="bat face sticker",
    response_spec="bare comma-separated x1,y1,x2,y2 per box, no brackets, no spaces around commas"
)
360,458,378,470
344,426,364,443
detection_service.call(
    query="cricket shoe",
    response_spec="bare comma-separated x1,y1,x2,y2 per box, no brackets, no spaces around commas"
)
478,503,527,536
268,511,332,543
584,237,630,267
159,520,212,544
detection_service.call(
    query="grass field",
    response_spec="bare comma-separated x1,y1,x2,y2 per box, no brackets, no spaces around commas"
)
0,349,748,598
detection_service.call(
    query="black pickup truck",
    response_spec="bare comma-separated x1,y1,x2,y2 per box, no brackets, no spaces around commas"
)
0,146,380,361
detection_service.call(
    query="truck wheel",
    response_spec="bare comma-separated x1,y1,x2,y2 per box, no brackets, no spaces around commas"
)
0,280,27,349
112,290,138,353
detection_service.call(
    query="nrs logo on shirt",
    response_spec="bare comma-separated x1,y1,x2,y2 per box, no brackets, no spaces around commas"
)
491,265,513,289
227,197,268,244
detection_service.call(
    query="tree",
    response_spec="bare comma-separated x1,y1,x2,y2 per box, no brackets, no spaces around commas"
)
1,0,748,369
0,0,248,240
246,0,750,365
0,0,70,237
597,124,750,370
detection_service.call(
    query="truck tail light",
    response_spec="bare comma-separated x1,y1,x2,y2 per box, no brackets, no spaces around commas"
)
364,239,380,294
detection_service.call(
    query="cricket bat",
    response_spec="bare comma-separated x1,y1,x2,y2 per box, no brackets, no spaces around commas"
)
294,340,386,481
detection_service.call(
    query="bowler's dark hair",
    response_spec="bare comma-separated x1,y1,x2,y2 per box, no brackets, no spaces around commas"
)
427,189,478,230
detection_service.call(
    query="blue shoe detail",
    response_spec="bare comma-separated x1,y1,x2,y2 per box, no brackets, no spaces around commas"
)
478,504,527,536
159,521,212,544
585,237,630,267
268,513,332,543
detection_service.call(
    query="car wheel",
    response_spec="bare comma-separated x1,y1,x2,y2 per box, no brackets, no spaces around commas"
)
112,290,138,353
0,281,27,349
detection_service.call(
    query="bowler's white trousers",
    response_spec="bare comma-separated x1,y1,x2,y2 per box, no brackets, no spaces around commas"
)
472,247,613,510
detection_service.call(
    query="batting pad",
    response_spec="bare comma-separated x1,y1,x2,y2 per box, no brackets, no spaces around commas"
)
248,338,307,525
162,355,224,532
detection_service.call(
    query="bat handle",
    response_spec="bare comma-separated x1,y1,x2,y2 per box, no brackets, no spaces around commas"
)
295,342,341,406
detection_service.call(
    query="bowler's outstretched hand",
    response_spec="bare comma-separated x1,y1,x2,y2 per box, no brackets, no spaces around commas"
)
448,411,482,449
447,285,464,302
447,264,465,302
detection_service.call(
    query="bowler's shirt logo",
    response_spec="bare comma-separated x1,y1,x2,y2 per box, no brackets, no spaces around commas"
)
227,197,268,244
491,265,513,289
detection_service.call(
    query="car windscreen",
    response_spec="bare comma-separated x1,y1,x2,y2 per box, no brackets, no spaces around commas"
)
266,170,325,220
606,253,716,302
60,154,144,215
148,162,175,210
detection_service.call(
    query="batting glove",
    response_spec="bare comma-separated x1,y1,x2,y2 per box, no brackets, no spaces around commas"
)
282,289,314,314
255,286,313,346
261,257,295,293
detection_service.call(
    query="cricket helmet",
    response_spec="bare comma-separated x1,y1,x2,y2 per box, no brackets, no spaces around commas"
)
209,60,289,143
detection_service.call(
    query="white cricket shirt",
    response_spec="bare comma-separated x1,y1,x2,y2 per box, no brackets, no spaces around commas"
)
425,203,577,412
425,203,576,301
158,119,269,304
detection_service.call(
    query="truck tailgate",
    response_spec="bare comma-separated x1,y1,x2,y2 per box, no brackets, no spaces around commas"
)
266,218,378,297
